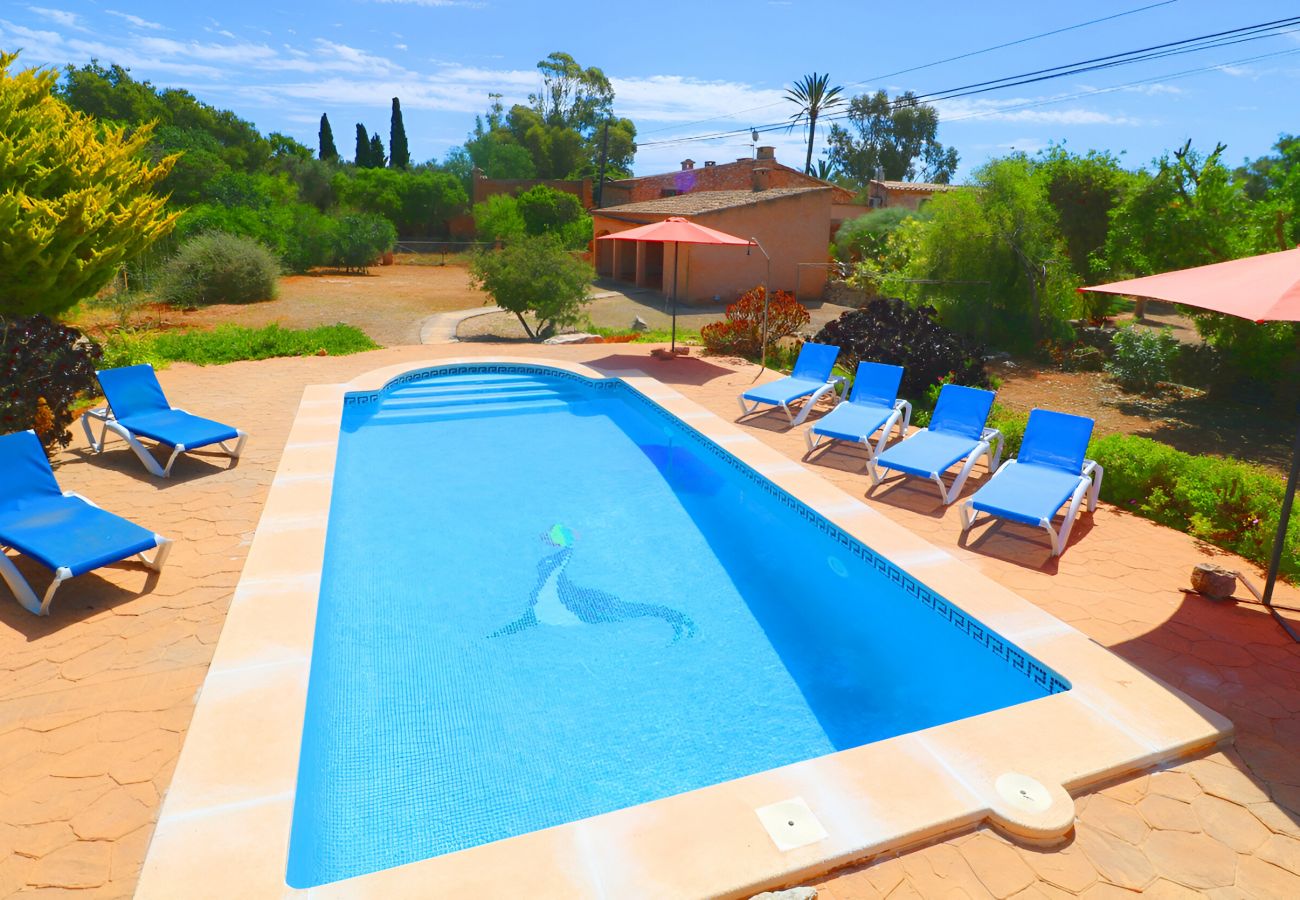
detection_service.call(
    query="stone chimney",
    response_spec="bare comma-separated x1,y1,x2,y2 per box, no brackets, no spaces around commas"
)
756,146,776,161
681,159,695,171
752,167,771,192
703,160,716,167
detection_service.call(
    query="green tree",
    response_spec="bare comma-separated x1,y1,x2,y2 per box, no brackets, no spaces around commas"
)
0,52,178,316
319,113,338,161
1036,146,1134,283
369,132,385,168
473,194,526,242
530,51,613,132
354,123,370,166
389,98,410,169
900,156,1075,348
463,54,636,181
826,91,958,187
516,184,583,235
786,72,844,176
332,213,396,273
58,62,271,174
469,235,594,338
1104,141,1264,276
333,168,467,236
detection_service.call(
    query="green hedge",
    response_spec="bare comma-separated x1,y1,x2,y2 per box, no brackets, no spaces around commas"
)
1086,433,1299,580
101,323,377,368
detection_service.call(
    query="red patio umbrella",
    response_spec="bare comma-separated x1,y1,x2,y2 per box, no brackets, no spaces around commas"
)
597,217,752,353
1082,246,1300,639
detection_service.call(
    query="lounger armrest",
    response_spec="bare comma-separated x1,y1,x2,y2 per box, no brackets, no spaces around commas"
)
1082,459,1104,511
82,407,111,423
63,491,99,509
981,427,1005,471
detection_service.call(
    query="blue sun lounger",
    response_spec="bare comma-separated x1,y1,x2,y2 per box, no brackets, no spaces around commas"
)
960,409,1102,556
805,361,912,464
738,342,844,426
868,383,1003,505
82,364,247,478
0,430,171,615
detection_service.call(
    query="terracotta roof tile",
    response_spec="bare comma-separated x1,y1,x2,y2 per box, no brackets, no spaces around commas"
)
597,187,829,216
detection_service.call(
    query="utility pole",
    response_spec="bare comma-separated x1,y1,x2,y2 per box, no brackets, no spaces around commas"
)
595,119,610,208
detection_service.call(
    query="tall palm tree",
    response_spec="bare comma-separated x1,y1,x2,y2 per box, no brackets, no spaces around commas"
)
786,72,845,175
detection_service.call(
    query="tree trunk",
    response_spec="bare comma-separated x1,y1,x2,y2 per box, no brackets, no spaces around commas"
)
804,110,817,175
515,311,537,340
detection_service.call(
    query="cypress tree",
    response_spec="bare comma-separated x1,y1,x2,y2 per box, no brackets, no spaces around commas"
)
369,132,385,168
318,113,338,161
354,123,369,166
389,97,410,169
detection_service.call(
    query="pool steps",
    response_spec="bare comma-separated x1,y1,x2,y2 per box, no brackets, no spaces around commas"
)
360,375,588,426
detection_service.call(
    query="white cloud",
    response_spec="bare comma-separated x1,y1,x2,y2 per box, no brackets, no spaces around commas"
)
105,10,165,31
933,95,1143,127
610,75,786,125
395,43,408,51
27,6,81,29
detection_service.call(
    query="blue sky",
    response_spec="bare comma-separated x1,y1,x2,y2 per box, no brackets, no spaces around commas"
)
2,1,1299,179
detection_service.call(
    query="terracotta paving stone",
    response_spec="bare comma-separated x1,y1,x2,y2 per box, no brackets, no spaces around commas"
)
1143,829,1238,889
1192,793,1271,852
1135,794,1201,833
3,344,1300,897
959,832,1037,897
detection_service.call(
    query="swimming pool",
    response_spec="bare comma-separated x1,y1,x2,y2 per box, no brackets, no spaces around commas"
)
137,356,1230,900
285,366,1067,888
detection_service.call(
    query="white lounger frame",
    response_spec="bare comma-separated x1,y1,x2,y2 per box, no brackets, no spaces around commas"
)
959,459,1105,556
0,492,171,616
867,427,1005,506
738,376,846,427
805,399,913,465
81,407,248,478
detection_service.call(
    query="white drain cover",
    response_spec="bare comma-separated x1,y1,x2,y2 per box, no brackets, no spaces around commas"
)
995,772,1053,813
755,797,829,851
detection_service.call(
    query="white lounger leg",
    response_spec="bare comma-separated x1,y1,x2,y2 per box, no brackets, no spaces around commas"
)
790,383,836,426
0,551,53,615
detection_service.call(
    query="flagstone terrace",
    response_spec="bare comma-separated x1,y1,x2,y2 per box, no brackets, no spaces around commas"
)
2,344,1299,898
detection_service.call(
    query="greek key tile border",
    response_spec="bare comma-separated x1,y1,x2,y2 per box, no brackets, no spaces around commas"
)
344,363,1068,696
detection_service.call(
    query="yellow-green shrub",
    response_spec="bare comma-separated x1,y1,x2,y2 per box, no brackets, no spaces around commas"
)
0,52,177,315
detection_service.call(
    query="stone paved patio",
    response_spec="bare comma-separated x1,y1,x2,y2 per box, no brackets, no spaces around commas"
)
2,344,1298,898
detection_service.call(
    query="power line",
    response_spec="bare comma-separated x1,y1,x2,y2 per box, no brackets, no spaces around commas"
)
637,15,1300,149
636,1,1180,136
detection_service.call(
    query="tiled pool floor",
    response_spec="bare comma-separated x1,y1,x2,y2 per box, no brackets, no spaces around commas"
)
1,344,1297,897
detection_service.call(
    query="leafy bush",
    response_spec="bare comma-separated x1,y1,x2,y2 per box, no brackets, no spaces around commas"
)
0,315,103,449
701,287,810,357
469,235,594,339
332,213,397,273
1106,326,1179,392
813,298,989,398
158,233,280,307
0,52,177,316
100,323,376,368
177,201,338,274
332,167,467,235
834,207,918,263
474,194,526,243
1088,433,1299,581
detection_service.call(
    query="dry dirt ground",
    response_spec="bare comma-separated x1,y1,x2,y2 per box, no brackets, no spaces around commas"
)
458,280,855,341
992,365,1295,475
75,261,487,347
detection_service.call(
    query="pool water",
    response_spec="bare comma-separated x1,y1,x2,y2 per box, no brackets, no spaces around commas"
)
286,368,1064,888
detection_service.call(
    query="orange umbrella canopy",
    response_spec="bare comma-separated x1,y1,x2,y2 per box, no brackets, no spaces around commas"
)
1081,246,1300,323
596,216,752,246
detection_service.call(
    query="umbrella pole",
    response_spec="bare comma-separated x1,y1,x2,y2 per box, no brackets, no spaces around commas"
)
1261,408,1300,643
671,242,678,353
